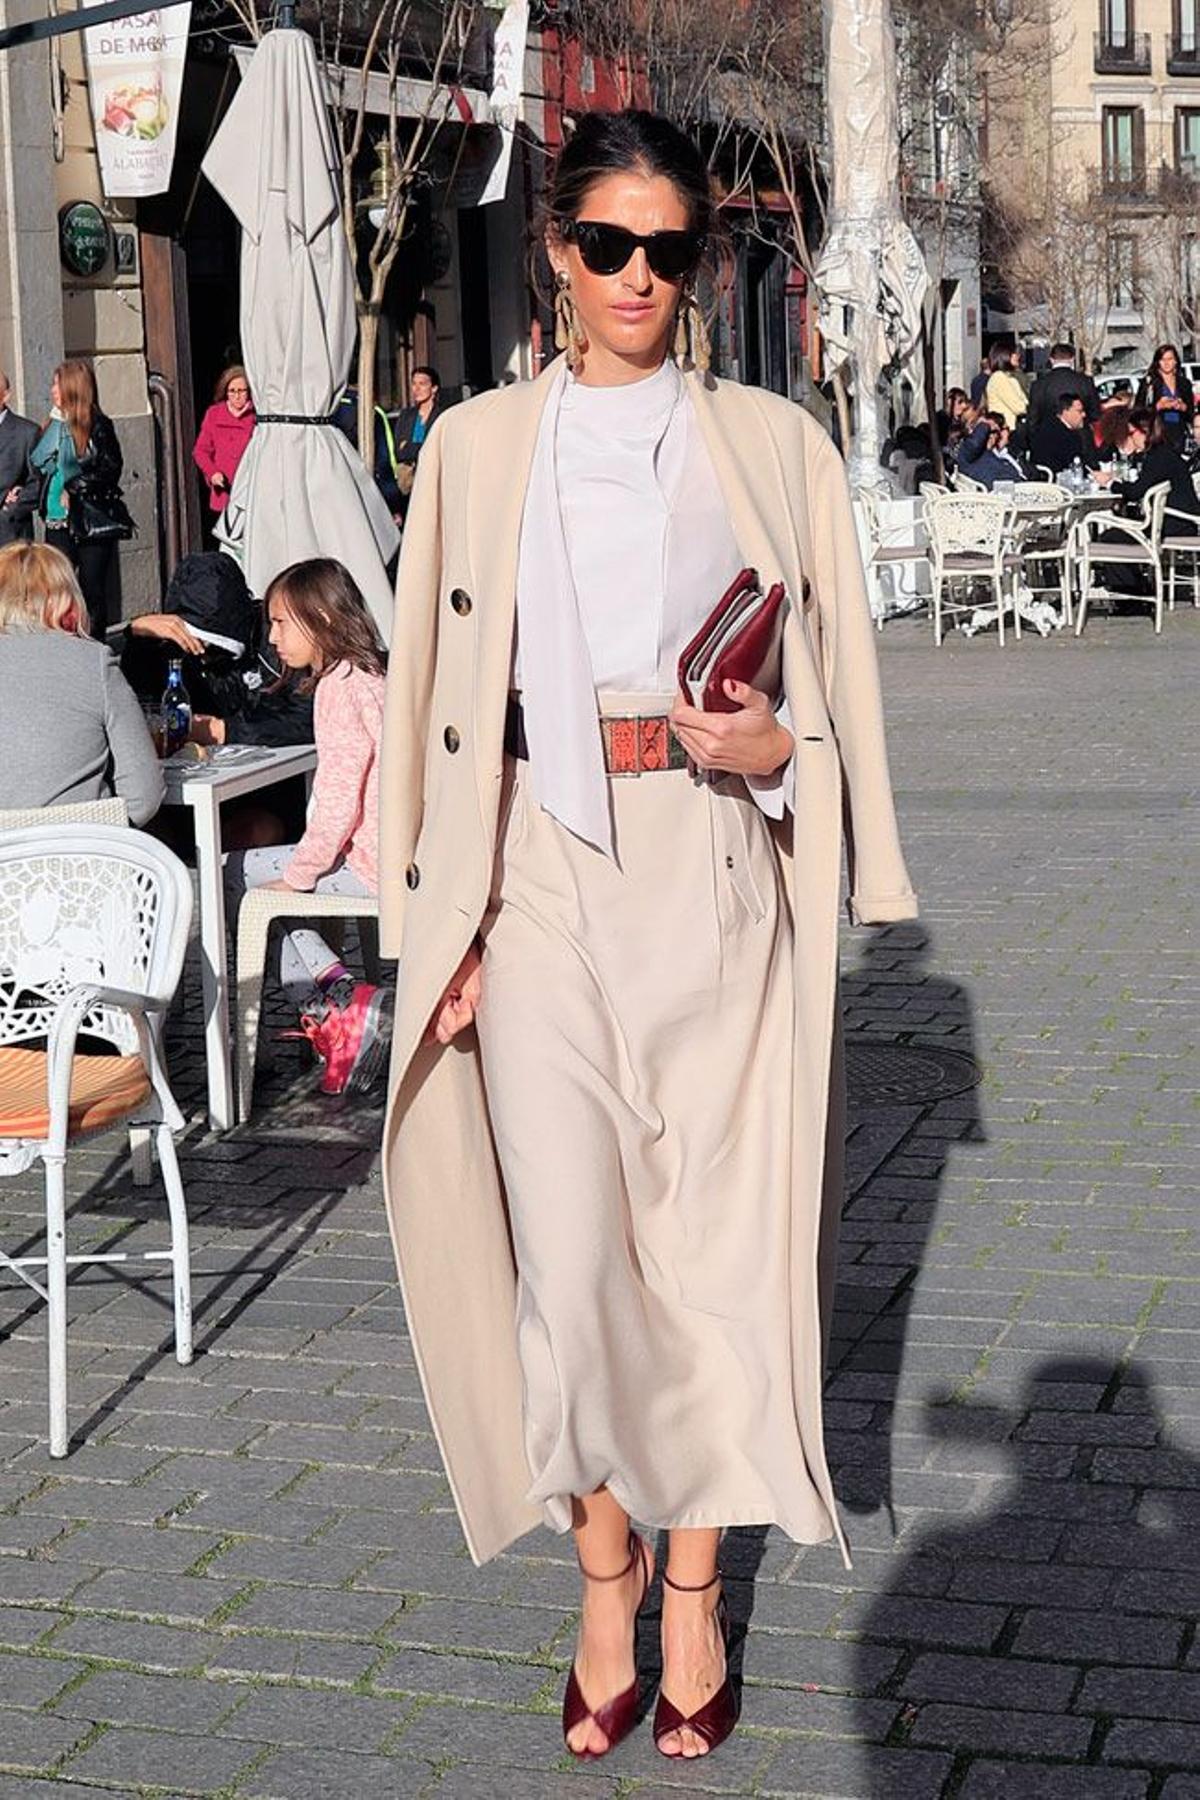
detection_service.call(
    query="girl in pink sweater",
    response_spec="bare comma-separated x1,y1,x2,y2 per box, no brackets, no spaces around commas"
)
225,558,388,1095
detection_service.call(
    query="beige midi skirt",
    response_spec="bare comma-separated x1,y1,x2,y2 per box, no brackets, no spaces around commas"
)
475,694,828,1540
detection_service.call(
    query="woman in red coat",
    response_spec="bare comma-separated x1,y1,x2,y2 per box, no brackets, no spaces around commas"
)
193,366,255,518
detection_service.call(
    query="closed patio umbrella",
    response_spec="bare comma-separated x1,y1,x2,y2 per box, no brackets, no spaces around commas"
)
202,27,399,639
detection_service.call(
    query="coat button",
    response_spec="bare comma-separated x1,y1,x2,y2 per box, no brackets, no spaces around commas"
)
443,725,460,753
725,855,735,870
450,588,472,616
405,863,420,890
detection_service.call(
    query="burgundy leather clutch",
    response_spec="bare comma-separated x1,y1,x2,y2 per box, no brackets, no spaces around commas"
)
677,567,789,714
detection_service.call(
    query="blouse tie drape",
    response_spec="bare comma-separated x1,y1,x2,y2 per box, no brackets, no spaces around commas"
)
514,357,744,856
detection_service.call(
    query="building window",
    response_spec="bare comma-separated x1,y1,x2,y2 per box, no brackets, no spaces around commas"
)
1178,0,1199,54
1101,0,1133,48
1109,235,1136,309
1183,233,1200,304
1178,109,1200,176
1102,106,1144,188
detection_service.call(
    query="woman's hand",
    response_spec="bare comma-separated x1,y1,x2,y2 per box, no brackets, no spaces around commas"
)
131,612,205,656
211,471,229,491
669,681,793,777
425,941,483,1046
190,714,227,747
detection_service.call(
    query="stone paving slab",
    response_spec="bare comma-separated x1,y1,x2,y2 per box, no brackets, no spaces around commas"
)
0,609,1197,1795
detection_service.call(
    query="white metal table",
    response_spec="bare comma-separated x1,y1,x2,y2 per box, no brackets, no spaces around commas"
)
162,743,317,1131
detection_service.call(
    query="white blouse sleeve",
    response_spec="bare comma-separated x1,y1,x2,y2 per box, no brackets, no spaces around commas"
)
744,697,795,818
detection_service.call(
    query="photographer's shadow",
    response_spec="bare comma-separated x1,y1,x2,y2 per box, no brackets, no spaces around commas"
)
857,1359,1199,1792
827,923,983,1527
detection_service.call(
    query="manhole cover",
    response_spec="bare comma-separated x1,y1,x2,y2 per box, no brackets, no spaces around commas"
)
846,1041,980,1106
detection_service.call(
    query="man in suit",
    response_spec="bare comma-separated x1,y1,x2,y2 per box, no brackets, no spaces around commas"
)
392,365,446,520
1030,392,1110,478
1027,346,1100,436
0,370,40,547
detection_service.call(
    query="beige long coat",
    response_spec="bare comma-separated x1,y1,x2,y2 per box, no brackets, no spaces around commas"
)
379,359,918,1567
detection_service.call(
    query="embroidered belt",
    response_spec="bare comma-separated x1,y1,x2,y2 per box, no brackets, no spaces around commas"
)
504,696,689,777
255,412,336,426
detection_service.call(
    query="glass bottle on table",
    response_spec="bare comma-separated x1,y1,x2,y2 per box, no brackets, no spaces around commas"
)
161,657,192,756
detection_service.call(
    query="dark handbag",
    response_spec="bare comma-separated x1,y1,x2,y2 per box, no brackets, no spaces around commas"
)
677,567,790,713
70,492,135,543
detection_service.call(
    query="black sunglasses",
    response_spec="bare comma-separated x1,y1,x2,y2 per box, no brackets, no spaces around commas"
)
558,217,706,282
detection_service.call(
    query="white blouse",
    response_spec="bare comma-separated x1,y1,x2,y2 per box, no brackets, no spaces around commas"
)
556,359,742,689
514,359,786,855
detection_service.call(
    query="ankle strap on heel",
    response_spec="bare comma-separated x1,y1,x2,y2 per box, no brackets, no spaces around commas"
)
662,1567,721,1593
577,1530,639,1584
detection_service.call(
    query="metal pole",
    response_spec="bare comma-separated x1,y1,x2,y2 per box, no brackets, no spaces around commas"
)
0,0,191,55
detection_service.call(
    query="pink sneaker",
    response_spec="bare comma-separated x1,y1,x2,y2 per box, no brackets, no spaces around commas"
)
285,1010,344,1095
317,983,389,1095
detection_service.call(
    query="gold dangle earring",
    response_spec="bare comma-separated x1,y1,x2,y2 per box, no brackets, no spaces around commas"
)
674,287,711,374
554,270,585,374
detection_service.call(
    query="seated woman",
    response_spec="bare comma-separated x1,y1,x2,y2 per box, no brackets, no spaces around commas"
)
118,551,315,853
117,552,313,750
0,541,162,824
1110,407,1199,532
956,410,1027,489
223,557,389,1096
1094,408,1197,603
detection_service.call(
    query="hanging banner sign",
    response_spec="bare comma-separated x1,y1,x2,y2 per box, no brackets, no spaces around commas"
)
478,0,527,206
82,1,191,198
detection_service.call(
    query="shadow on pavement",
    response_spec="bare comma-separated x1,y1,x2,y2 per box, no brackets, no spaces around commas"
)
855,1357,1200,1795
829,924,984,1527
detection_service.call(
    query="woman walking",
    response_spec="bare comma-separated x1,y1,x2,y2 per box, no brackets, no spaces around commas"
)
379,110,916,1764
31,360,131,639
983,343,1028,432
193,365,255,527
1135,344,1194,448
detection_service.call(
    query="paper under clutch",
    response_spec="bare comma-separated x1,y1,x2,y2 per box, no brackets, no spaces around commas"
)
677,567,789,713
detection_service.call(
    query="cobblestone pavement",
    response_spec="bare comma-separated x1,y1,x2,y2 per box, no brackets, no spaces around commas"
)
0,608,1196,1799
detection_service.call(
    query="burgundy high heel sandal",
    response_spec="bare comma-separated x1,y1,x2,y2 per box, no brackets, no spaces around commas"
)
654,1566,738,1757
562,1529,650,1760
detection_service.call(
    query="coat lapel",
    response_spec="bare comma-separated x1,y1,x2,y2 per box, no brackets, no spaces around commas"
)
687,371,830,734
686,371,802,597
468,358,564,820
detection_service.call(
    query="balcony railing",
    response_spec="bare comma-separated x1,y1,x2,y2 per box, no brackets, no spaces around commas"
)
1091,163,1151,202
1091,162,1200,205
1161,161,1200,201
1166,31,1200,74
1094,29,1152,72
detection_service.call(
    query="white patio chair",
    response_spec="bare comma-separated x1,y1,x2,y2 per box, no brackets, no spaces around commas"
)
0,800,161,1187
1073,486,1167,636
0,798,128,830
1010,484,1073,624
235,887,382,1123
925,493,1019,646
1160,505,1200,611
953,470,987,493
0,824,193,1456
855,487,929,630
918,481,950,502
